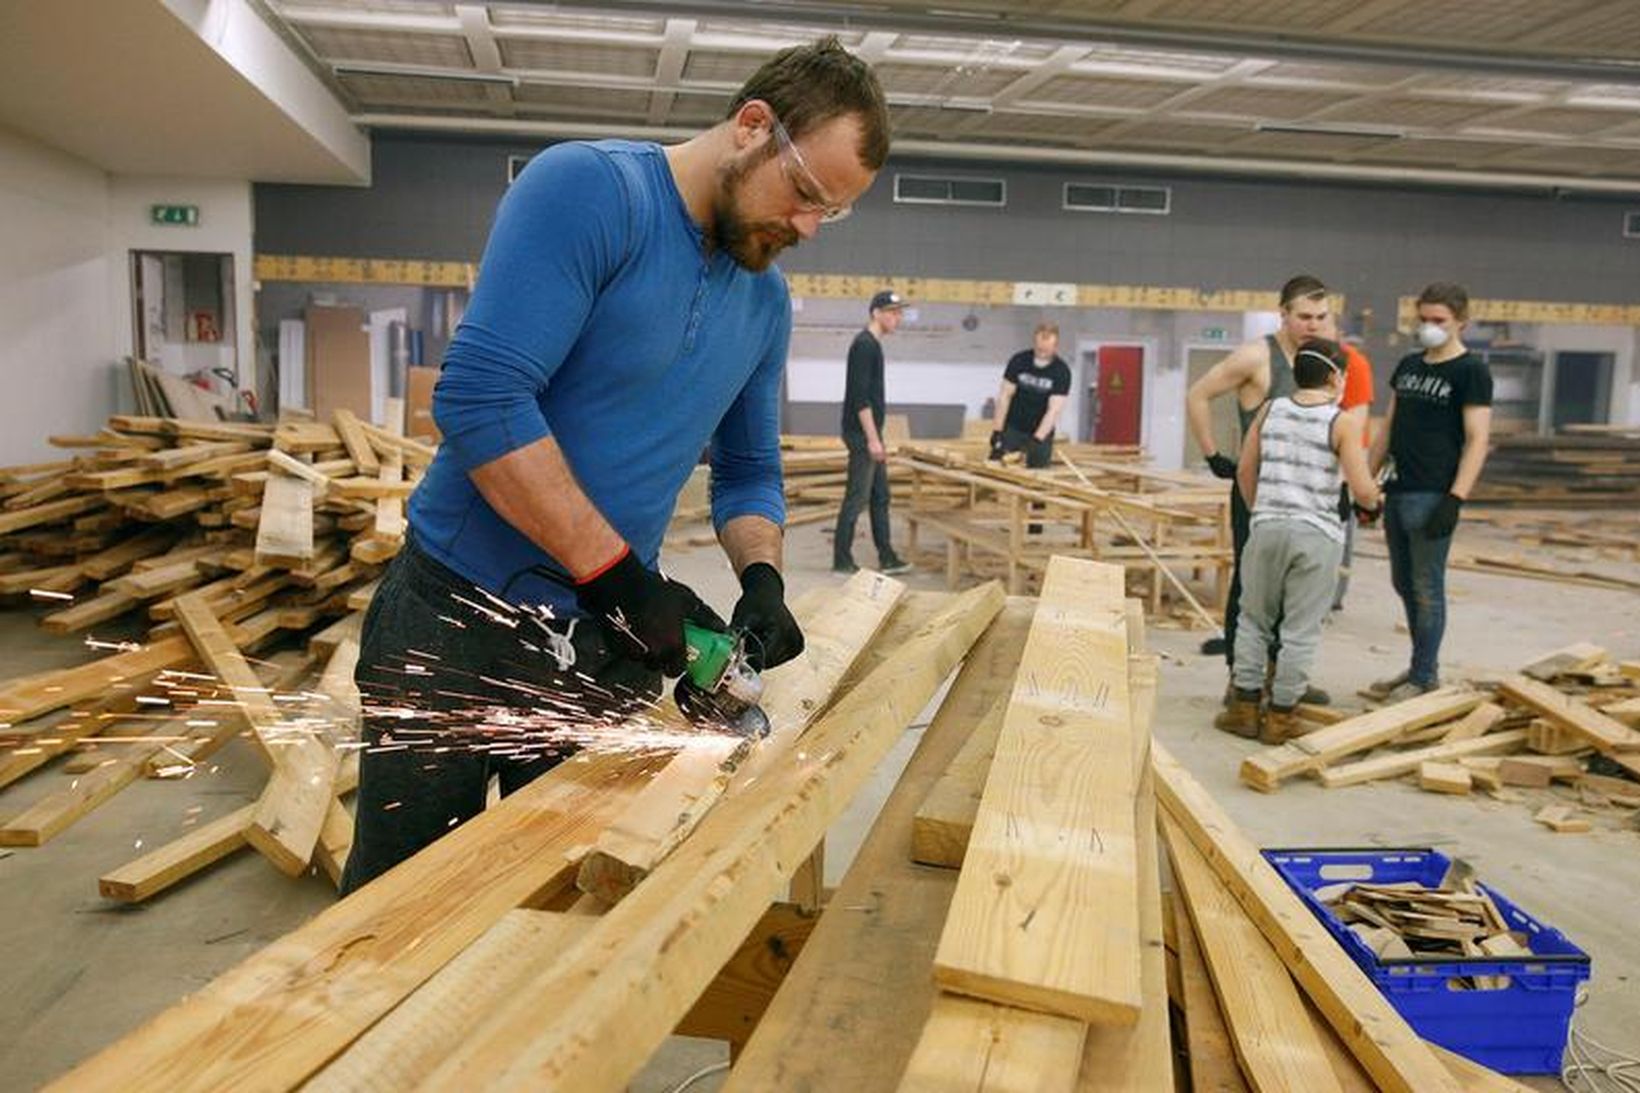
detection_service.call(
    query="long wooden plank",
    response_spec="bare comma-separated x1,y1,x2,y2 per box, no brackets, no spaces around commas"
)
899,996,1085,1093
576,571,905,901
911,692,1005,868
933,557,1139,1025
0,729,170,846
1241,688,1484,792
254,474,315,566
47,748,667,1092
726,597,1033,1091
1170,884,1250,1093
1154,742,1461,1093
1164,815,1343,1092
331,409,380,475
0,493,103,535
419,582,1005,1090
0,635,192,725
1317,728,1529,788
1497,674,1640,752
174,594,338,874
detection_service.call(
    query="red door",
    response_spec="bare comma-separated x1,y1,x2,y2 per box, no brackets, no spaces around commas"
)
1094,346,1144,446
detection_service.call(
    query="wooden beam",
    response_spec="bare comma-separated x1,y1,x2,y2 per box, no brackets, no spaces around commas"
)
1241,688,1485,792
330,409,380,475
0,635,191,725
900,997,1085,1093
0,493,104,535
933,557,1140,1026
1154,742,1460,1092
1169,884,1249,1093
48,748,668,1092
577,571,905,902
727,598,1034,1091
1164,815,1343,1091
0,726,171,846
1316,729,1528,789
1497,674,1640,753
254,474,315,567
174,594,338,874
420,583,1005,1090
911,693,1005,868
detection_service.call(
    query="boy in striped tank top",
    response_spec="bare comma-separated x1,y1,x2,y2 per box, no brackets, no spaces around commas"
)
1216,339,1383,744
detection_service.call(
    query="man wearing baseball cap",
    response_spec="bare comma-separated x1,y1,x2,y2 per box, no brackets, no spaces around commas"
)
833,289,911,574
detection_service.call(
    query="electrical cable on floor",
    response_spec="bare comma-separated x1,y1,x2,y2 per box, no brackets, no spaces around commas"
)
665,1059,731,1093
1561,985,1640,1093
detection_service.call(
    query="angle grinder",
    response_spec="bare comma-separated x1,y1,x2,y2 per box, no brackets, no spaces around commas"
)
675,622,771,739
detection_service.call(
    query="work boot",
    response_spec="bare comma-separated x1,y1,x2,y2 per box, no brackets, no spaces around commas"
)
1213,688,1263,740
1260,704,1304,745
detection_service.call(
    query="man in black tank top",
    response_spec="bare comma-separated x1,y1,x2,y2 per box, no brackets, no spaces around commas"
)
1185,274,1329,695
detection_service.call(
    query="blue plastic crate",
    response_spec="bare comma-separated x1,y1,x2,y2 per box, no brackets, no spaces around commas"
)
1261,847,1590,1075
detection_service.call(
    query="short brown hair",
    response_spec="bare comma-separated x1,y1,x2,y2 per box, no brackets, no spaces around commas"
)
728,36,891,170
1293,337,1345,389
1417,282,1470,321
1034,322,1059,337
1279,274,1328,309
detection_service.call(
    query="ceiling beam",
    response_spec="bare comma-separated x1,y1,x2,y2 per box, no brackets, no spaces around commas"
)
854,31,898,65
989,44,1091,109
456,5,513,117
647,18,696,126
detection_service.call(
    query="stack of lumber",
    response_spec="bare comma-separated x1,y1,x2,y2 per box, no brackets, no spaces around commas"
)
0,408,424,878
1472,431,1640,506
43,568,1532,1091
897,441,1230,626
1238,642,1640,830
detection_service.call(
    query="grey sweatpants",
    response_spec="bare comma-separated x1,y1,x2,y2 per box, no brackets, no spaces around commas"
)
1232,518,1344,708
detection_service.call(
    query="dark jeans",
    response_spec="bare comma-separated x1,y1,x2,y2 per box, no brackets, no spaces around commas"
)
1000,427,1053,468
1384,490,1454,689
833,442,894,567
339,536,660,895
1223,481,1252,667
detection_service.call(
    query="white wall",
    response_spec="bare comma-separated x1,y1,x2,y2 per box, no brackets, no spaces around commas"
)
107,174,256,394
0,127,114,464
1528,322,1639,427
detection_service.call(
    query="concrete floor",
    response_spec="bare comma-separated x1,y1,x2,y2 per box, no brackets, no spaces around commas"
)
1,512,1636,1090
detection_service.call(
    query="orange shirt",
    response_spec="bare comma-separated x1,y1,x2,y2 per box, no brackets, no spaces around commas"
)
1340,343,1374,445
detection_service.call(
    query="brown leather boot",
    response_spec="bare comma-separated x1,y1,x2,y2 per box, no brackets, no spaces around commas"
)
1213,688,1263,740
1260,704,1304,745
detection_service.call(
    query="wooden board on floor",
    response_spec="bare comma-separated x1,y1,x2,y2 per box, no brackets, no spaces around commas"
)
725,598,1035,1092
1317,729,1528,789
413,584,1004,1091
933,557,1140,1026
1155,742,1460,1092
1497,674,1640,753
0,635,192,725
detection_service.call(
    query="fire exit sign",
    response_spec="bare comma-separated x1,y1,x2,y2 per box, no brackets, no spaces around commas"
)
150,204,200,226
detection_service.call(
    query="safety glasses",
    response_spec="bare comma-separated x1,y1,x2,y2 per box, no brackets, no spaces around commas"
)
767,108,852,224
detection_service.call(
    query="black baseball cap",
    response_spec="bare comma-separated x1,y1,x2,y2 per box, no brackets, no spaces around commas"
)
870,289,905,313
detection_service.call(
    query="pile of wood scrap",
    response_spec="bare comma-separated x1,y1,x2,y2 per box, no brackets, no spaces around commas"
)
1320,877,1521,964
1472,431,1640,506
0,408,419,881
1238,643,1640,831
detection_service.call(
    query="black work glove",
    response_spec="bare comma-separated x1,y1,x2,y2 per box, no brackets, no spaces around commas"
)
575,547,726,676
731,562,805,672
1205,452,1237,480
1353,499,1383,528
988,430,1005,461
1423,493,1462,540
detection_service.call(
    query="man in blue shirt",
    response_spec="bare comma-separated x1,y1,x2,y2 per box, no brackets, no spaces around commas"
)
340,38,891,893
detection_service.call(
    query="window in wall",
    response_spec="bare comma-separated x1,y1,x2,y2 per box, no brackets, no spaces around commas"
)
1624,210,1640,238
893,174,1006,207
1063,182,1171,215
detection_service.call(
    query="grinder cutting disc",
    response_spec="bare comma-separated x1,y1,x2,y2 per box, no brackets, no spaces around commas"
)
675,675,771,739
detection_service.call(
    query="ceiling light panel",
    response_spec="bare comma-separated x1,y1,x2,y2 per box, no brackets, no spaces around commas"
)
1254,61,1419,87
875,63,1019,98
892,34,1055,63
1030,74,1191,109
1184,85,1358,118
696,18,863,47
314,0,455,13
498,39,659,77
339,72,492,103
302,26,473,67
1081,44,1239,78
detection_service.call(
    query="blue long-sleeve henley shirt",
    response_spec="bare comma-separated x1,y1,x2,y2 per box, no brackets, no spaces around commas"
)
407,140,790,613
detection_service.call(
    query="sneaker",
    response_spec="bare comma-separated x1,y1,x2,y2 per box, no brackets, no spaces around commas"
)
1200,635,1228,657
832,560,859,575
1213,688,1262,740
1301,685,1331,706
878,555,912,576
1382,680,1437,703
1364,670,1409,698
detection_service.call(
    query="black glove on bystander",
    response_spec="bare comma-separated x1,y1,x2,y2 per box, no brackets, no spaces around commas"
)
575,546,725,676
1205,452,1237,480
988,430,1005,461
1422,493,1462,539
731,563,805,671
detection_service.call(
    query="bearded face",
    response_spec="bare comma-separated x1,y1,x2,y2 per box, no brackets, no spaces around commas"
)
710,152,802,273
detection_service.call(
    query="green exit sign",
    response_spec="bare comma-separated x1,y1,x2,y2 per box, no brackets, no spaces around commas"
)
1201,326,1229,341
150,204,200,226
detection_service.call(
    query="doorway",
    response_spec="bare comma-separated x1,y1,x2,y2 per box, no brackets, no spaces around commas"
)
1550,351,1614,430
1183,344,1239,466
1083,344,1145,445
131,251,238,387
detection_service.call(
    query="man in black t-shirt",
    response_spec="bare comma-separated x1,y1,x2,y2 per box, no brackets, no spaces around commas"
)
989,322,1072,468
833,289,911,575
1367,282,1494,700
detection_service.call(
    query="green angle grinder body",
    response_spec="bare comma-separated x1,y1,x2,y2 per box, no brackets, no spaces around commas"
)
676,622,771,739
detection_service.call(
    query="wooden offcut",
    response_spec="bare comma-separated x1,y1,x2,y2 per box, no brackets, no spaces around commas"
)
933,558,1139,1026
254,474,315,567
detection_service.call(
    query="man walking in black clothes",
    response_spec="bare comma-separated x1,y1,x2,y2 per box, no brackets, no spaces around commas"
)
833,289,911,574
989,321,1072,467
